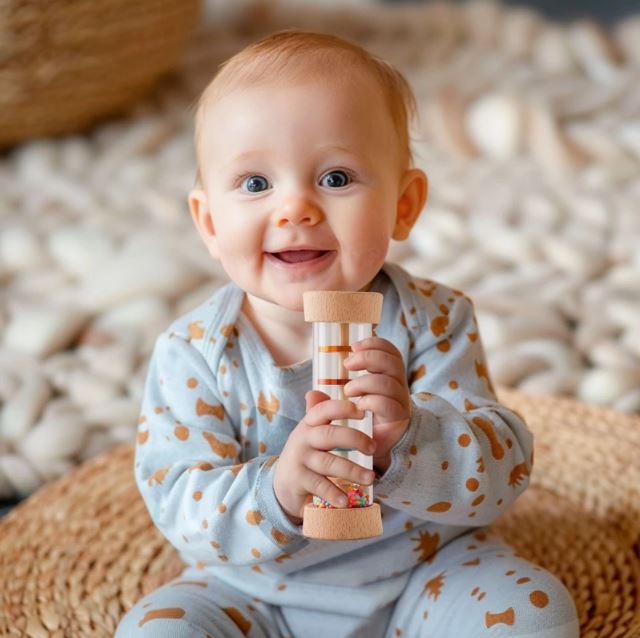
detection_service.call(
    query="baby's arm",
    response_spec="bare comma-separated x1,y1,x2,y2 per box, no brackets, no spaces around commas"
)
135,331,308,568
374,290,534,526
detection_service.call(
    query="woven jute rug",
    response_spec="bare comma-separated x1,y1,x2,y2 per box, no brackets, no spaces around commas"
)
0,0,200,147
0,387,638,637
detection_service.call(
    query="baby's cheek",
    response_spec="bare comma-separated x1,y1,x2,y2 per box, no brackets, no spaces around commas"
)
217,226,260,262
216,245,262,293
347,235,389,275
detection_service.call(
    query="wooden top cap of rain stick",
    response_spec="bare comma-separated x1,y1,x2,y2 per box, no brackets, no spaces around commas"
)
303,291,383,324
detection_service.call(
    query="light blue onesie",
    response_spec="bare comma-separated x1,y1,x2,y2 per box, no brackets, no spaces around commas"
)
116,261,579,637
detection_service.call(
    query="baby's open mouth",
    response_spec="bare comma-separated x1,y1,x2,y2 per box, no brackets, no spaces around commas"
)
269,250,329,263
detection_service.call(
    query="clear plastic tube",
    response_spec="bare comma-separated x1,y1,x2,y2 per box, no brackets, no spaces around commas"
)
311,321,373,509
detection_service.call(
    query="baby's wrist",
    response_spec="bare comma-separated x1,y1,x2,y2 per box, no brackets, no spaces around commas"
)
273,475,303,524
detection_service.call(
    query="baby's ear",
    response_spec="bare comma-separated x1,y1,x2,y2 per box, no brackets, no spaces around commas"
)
188,188,220,259
392,168,429,241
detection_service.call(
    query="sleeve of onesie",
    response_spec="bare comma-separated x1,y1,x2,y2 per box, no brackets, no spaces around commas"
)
134,331,308,568
374,291,534,527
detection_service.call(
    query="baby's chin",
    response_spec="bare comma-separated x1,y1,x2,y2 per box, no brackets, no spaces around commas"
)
265,282,374,314
264,290,306,313
242,287,305,314
278,299,305,313
240,265,378,312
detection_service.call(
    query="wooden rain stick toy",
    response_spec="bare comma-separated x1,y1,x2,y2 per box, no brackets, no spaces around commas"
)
302,290,383,540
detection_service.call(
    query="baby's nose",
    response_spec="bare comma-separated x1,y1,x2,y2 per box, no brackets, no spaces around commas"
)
273,196,324,227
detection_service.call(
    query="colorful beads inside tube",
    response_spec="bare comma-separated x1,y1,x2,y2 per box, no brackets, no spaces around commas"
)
312,477,370,509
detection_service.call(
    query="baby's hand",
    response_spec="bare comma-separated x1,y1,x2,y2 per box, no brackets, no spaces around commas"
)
343,337,411,473
273,391,377,525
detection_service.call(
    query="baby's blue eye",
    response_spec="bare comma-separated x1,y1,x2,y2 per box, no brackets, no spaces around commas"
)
320,170,351,188
241,175,270,193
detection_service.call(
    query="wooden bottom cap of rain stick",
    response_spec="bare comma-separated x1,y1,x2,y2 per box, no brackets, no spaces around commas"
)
302,502,382,540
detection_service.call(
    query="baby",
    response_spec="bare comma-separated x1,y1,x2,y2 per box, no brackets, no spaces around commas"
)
116,30,579,638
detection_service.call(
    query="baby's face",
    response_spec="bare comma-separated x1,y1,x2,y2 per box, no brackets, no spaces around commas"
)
191,74,422,312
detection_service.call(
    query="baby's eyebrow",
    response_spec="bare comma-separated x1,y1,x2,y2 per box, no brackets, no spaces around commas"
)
230,149,266,164
223,144,371,180
318,144,356,155
230,145,357,164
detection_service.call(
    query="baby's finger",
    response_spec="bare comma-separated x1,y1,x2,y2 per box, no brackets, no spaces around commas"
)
354,394,407,422
303,470,351,508
304,399,364,427
308,422,376,455
305,390,331,412
351,337,401,357
344,348,406,381
343,373,409,408
304,450,375,488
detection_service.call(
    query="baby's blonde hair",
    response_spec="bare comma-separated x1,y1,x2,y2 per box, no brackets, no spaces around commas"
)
193,29,418,187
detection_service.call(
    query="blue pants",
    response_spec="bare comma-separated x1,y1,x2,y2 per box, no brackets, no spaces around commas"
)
115,529,579,637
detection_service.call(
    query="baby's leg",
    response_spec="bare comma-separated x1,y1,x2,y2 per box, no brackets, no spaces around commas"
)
385,527,579,637
115,566,286,638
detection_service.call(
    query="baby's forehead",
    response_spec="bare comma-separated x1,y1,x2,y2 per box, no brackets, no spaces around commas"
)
200,85,389,155
196,71,390,144
207,66,381,108
193,43,412,182
194,68,404,177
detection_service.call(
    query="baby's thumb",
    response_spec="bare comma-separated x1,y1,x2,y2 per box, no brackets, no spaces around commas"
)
305,390,329,410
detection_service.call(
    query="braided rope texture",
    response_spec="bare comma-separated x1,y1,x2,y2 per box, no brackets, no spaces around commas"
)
0,388,638,636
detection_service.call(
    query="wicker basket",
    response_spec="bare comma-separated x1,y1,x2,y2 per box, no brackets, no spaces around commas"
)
0,387,639,637
0,0,200,148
